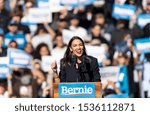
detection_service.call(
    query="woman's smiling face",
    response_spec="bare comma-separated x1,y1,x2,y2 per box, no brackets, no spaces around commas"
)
70,39,84,58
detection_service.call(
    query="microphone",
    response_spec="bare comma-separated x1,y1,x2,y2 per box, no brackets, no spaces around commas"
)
79,55,87,82
71,55,80,82
71,55,77,69
80,55,87,72
71,55,88,71
71,55,87,82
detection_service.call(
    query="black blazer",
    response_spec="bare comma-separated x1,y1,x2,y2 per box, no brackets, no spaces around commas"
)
59,55,101,82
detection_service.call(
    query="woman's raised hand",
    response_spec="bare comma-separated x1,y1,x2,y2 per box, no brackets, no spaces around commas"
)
51,61,57,73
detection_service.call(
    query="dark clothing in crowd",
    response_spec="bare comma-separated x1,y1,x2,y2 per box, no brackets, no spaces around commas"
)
0,47,7,57
18,23,31,35
92,34,109,45
0,9,9,33
111,29,128,46
130,24,144,40
127,50,135,97
13,79,38,98
143,23,150,38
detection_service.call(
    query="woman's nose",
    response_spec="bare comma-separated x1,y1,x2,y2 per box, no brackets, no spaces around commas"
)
77,45,81,49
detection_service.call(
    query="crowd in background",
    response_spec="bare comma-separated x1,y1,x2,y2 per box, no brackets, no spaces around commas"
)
0,0,150,98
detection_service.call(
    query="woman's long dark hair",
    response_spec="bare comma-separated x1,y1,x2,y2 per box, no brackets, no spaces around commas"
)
61,36,87,66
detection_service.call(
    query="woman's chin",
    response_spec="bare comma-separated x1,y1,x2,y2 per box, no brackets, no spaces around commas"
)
75,54,82,58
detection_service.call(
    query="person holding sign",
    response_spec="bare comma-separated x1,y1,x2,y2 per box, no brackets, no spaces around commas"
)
51,36,101,83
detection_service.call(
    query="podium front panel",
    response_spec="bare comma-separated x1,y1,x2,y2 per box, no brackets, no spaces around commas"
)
54,82,102,98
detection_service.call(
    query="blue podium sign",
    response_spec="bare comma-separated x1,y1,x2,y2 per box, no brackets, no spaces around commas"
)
54,82,102,98
58,83,95,98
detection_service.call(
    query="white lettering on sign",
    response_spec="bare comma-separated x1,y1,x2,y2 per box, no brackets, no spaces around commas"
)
0,67,9,73
136,42,150,51
10,52,29,59
114,7,134,16
13,59,29,65
61,85,93,95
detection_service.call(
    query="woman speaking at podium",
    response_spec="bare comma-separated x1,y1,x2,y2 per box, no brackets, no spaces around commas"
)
51,36,101,83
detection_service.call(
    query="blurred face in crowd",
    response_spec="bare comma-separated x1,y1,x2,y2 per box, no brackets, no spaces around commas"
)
117,21,125,29
70,39,84,58
24,43,34,54
0,85,5,95
91,25,101,37
39,46,50,56
56,35,64,48
38,29,46,35
115,0,126,4
146,3,150,13
0,0,4,11
8,25,18,34
95,14,105,26
128,0,135,5
58,20,68,31
117,54,128,66
70,18,79,27
34,62,41,70
25,1,33,10
8,41,18,48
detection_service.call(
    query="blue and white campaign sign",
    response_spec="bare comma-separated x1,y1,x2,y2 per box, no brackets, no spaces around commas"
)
28,8,52,24
118,66,129,94
48,0,66,12
38,0,64,11
37,0,50,8
60,0,78,6
137,14,150,28
100,66,120,83
15,34,27,49
41,56,55,72
100,66,129,95
78,0,96,6
112,4,136,20
58,83,95,98
4,33,27,49
134,38,150,53
60,0,95,8
142,62,150,97
0,57,10,79
7,48,32,68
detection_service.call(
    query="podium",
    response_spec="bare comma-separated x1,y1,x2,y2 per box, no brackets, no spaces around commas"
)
54,82,102,98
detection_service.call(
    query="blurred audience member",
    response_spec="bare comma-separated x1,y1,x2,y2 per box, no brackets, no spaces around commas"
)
31,24,55,51
34,43,51,60
4,19,27,49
